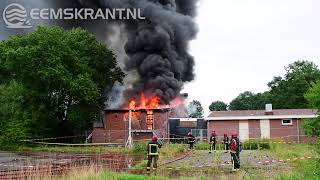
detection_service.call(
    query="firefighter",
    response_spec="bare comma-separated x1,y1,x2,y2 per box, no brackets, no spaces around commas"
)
187,132,195,150
223,132,229,153
146,135,162,173
236,135,242,163
229,131,240,171
209,130,217,153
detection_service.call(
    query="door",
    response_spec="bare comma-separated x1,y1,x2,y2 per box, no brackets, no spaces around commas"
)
260,119,270,139
239,121,249,141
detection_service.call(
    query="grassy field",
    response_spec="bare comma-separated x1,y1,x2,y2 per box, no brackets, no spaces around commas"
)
14,143,187,156
38,168,203,180
3,142,319,180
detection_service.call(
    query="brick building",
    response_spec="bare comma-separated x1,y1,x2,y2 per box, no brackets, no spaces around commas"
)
205,105,318,142
92,108,171,143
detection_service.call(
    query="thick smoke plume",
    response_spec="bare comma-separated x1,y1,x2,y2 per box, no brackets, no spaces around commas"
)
0,0,198,107
108,0,198,105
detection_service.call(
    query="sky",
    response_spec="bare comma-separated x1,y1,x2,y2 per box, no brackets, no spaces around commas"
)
0,0,320,115
183,0,320,114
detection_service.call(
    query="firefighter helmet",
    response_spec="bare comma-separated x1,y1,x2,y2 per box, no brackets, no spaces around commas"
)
152,135,158,141
224,132,227,136
231,131,238,137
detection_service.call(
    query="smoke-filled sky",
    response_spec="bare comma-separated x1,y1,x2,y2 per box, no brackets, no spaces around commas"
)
1,0,320,115
184,0,320,115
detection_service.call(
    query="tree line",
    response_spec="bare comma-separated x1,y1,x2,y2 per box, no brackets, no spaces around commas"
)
0,26,124,147
208,60,320,136
209,60,320,111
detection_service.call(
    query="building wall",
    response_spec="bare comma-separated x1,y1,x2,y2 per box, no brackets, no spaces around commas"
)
92,110,170,143
105,112,126,130
92,128,127,143
208,118,306,142
208,120,239,141
269,118,299,141
179,121,197,127
248,120,261,138
153,111,169,138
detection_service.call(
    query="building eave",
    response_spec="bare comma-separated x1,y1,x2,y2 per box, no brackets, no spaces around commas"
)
205,114,318,121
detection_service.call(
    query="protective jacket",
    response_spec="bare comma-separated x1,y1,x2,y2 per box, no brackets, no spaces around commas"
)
230,138,238,153
147,140,162,155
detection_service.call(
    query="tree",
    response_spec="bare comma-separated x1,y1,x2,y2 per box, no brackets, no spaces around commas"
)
229,91,271,110
209,101,227,111
0,26,124,137
268,61,320,109
303,80,320,136
0,81,31,147
188,100,204,118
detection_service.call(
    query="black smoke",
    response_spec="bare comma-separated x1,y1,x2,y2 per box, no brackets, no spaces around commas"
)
101,0,198,104
0,0,198,105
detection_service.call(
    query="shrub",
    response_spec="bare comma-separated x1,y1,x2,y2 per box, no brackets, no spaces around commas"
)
243,139,271,150
132,142,148,154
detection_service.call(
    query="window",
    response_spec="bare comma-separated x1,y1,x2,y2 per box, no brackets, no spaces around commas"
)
147,110,153,130
282,119,292,125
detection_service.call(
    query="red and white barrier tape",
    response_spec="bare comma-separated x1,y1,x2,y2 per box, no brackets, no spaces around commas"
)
257,156,315,164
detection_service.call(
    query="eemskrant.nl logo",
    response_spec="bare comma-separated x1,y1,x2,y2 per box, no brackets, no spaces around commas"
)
3,3,146,29
3,3,31,28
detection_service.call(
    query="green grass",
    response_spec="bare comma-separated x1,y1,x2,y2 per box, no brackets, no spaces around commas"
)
5,141,320,180
270,143,317,159
52,168,200,180
131,143,187,169
195,139,272,151
18,145,137,154
272,143,320,180
277,159,320,180
243,139,271,150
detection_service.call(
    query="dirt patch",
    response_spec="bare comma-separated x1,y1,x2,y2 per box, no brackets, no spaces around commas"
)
0,151,144,179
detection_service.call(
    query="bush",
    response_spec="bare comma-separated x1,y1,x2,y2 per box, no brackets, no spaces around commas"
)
243,139,271,150
195,142,210,150
132,142,148,154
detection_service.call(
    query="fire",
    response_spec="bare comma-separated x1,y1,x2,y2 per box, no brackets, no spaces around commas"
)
129,100,136,109
124,93,185,124
128,92,160,109
125,92,185,111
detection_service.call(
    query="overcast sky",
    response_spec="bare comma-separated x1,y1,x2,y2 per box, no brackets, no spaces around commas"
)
183,0,320,114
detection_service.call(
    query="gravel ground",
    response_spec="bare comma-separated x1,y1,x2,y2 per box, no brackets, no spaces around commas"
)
166,150,286,168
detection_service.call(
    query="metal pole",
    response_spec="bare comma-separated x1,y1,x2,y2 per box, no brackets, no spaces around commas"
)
297,119,300,143
126,109,133,148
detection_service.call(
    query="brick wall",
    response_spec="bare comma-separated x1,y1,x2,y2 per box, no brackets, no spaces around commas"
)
208,120,239,141
105,112,126,130
270,119,297,137
270,119,305,142
153,111,169,138
92,110,170,143
248,120,261,138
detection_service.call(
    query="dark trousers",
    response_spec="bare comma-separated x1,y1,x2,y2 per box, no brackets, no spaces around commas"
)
210,143,216,151
224,143,229,151
231,153,240,169
189,142,194,149
147,155,159,170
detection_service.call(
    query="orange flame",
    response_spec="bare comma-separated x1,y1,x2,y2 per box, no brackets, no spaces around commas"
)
128,92,160,110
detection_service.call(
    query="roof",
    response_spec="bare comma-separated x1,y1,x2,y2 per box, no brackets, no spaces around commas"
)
169,118,203,122
206,109,319,121
104,108,171,112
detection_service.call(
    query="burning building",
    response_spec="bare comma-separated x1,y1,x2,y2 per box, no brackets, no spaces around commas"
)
85,0,199,143
92,93,186,143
